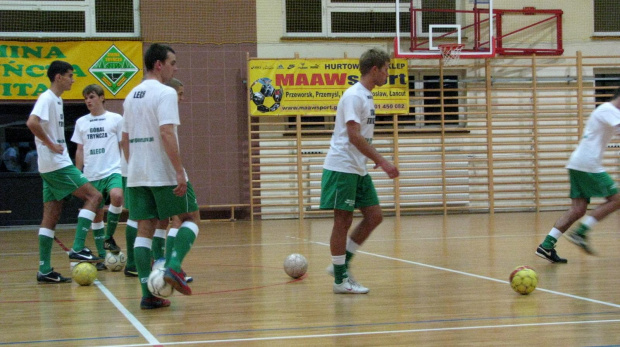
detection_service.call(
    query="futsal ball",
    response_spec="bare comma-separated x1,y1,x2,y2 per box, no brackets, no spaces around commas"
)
510,265,538,295
104,252,127,272
147,268,174,298
250,77,283,113
283,253,308,279
72,262,97,286
152,257,166,271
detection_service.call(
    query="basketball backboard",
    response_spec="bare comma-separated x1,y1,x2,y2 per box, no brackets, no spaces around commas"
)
394,0,495,59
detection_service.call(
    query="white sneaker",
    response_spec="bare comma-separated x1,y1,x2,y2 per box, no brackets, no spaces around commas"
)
326,264,356,282
333,277,369,294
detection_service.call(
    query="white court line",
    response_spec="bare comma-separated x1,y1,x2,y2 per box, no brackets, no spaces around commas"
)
310,240,620,309
55,242,160,344
97,318,620,346
94,280,161,345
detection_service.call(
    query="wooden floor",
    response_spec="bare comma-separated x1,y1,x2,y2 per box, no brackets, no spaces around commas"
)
2,211,620,346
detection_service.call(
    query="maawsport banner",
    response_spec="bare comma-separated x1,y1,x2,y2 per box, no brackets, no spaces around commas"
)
0,41,143,100
248,58,409,116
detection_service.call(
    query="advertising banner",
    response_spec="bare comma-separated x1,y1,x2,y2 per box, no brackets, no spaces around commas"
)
0,41,143,100
249,58,409,116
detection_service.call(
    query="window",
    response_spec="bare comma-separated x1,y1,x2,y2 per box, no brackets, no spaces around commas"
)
421,0,456,33
593,0,620,35
0,0,139,38
284,0,412,38
377,72,465,129
421,75,460,127
594,73,620,104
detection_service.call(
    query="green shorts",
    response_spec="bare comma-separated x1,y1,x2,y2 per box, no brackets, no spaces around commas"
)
319,169,379,211
569,169,618,203
91,173,123,208
126,181,198,220
122,176,130,208
41,165,90,203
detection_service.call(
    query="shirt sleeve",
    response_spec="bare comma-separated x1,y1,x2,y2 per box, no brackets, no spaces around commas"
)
70,118,83,144
340,94,363,124
158,88,180,126
31,94,51,122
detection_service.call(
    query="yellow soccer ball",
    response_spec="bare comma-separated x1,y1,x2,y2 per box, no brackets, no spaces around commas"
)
72,262,97,286
510,265,538,295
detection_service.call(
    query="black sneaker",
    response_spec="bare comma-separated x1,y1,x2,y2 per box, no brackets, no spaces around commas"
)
96,262,108,271
37,269,72,283
536,244,568,263
565,230,596,255
124,265,138,277
104,237,121,254
140,296,171,310
69,248,104,263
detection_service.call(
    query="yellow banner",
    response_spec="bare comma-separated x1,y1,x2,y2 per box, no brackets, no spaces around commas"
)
248,58,408,116
0,41,143,100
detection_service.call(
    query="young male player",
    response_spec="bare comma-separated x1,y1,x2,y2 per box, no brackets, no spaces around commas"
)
320,48,399,294
535,87,620,263
152,77,185,261
27,61,104,283
71,84,124,270
122,44,200,309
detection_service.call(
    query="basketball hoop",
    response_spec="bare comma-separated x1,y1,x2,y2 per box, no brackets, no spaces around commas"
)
438,43,465,66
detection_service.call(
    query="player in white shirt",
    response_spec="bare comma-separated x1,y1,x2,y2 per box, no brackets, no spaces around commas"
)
122,43,199,309
26,61,104,283
536,87,620,263
320,49,399,294
71,84,124,270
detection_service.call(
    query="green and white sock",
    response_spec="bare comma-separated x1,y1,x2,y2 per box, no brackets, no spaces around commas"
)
125,219,138,268
332,254,347,284
575,216,597,236
165,228,178,265
167,222,198,272
345,237,360,266
541,227,563,249
38,228,54,273
105,205,122,239
72,209,96,251
152,228,166,260
134,237,153,297
92,221,106,258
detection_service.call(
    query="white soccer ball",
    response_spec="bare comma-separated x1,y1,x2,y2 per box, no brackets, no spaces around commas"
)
104,252,127,272
147,268,174,298
283,253,308,279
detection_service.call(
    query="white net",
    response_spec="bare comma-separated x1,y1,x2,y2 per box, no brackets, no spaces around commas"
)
438,44,464,65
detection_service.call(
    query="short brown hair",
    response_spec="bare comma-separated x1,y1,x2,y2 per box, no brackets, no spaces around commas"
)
359,49,390,76
166,78,184,92
82,84,105,98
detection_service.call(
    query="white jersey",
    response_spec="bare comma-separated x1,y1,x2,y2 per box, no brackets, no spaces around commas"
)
566,102,620,173
323,82,376,176
30,89,73,173
71,111,123,181
122,79,186,187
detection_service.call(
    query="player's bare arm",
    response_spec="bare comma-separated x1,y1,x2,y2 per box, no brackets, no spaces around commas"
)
26,114,64,154
121,132,130,161
160,124,187,196
75,144,84,171
346,120,399,178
